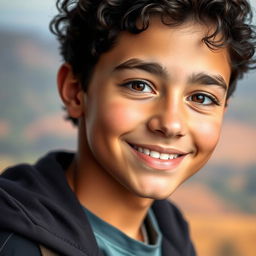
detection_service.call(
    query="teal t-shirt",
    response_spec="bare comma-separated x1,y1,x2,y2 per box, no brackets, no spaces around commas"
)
83,207,162,256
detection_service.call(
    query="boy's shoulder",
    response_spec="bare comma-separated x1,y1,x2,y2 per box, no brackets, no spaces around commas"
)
153,200,190,230
0,231,41,256
152,200,196,255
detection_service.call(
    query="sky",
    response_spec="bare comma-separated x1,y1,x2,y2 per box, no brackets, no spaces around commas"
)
0,0,255,35
0,0,56,35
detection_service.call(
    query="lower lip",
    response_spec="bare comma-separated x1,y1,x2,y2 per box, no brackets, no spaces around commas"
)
131,146,186,171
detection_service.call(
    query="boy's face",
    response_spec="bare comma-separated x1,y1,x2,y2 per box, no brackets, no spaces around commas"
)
80,19,230,199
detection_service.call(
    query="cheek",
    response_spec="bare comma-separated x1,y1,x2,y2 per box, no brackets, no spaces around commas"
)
96,100,144,135
194,119,222,154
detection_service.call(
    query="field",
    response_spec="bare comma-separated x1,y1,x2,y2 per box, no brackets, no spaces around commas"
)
171,182,256,255
188,214,256,256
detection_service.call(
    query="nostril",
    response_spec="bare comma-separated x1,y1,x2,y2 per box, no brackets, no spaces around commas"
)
155,129,166,135
154,128,185,138
154,128,171,137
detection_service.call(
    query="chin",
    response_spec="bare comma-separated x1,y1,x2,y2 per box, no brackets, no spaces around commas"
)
137,191,174,201
132,184,179,201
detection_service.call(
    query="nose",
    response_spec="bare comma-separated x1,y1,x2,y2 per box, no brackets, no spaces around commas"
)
147,97,186,138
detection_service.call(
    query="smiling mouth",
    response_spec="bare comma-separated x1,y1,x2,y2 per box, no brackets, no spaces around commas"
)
129,144,185,160
128,143,187,171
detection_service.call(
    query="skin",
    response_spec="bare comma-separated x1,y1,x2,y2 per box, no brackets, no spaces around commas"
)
58,19,231,241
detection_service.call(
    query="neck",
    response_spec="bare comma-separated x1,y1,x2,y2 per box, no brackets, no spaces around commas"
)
66,121,154,241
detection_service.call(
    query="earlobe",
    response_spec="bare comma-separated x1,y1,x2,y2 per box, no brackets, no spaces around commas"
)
57,63,85,118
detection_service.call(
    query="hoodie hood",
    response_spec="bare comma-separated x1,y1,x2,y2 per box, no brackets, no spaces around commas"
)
0,151,101,256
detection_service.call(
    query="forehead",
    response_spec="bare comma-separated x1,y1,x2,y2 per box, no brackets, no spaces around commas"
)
93,19,231,85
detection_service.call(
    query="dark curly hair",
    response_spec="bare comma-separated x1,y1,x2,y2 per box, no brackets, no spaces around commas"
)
50,0,256,125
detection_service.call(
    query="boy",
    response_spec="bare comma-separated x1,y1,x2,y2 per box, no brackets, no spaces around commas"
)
0,0,255,255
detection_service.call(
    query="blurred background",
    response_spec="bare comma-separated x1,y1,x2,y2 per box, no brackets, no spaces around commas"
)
0,0,255,255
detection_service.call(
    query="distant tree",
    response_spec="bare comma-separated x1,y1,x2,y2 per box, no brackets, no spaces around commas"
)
216,239,240,256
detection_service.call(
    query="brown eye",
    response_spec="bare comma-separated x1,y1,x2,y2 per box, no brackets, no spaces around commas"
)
131,81,146,91
191,94,205,104
187,93,219,106
122,80,154,93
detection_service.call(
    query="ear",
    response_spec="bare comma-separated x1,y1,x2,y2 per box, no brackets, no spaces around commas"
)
57,63,85,118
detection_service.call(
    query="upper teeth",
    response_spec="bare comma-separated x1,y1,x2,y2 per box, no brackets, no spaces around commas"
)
136,146,179,160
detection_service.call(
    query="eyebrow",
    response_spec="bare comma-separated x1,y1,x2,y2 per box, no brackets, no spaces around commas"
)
188,72,228,91
114,58,228,91
114,58,169,79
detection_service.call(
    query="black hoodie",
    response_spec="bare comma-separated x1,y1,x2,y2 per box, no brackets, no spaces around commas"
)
0,151,196,256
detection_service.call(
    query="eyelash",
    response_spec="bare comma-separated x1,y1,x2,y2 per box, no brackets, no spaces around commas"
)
120,80,155,94
187,93,220,106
